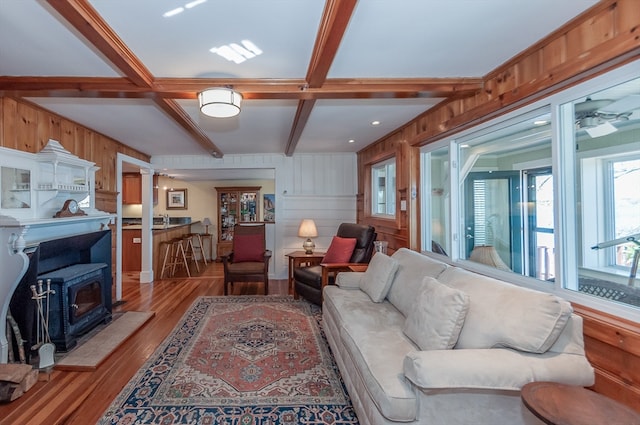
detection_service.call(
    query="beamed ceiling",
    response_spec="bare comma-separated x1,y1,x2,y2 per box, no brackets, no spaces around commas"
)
0,0,600,165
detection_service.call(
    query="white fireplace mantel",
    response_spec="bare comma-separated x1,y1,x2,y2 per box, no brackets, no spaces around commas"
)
0,141,114,363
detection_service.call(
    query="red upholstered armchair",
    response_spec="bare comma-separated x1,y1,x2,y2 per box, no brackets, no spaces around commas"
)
222,224,272,295
293,223,376,305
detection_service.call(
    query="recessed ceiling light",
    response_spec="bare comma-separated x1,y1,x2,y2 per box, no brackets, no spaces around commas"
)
371,120,380,126
348,139,355,144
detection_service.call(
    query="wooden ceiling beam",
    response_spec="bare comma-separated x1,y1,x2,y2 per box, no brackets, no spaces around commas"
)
288,0,357,155
45,0,222,156
306,0,358,88
0,77,483,99
155,98,223,157
285,100,317,157
45,0,154,88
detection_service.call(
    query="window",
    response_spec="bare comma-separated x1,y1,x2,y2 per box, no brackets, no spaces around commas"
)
565,75,640,305
609,158,640,268
417,61,640,318
421,145,450,255
456,109,553,281
371,159,396,217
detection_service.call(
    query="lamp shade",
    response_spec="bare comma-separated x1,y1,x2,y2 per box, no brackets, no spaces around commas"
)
298,219,318,238
198,88,242,118
202,217,212,234
298,219,318,254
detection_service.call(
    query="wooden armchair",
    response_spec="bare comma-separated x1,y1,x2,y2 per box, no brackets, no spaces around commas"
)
221,224,272,295
293,223,376,305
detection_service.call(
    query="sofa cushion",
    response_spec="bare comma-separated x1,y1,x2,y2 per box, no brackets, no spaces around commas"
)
386,248,449,316
323,285,418,421
403,277,470,350
438,267,573,353
322,236,357,263
359,253,399,302
341,318,418,422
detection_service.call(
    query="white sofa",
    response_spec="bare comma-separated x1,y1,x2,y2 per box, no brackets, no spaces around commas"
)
322,248,595,425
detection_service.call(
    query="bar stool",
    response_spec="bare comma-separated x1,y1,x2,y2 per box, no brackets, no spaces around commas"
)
159,238,191,278
187,233,208,266
182,234,200,273
159,239,174,279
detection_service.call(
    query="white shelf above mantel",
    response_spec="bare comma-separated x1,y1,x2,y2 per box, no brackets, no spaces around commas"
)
0,212,114,228
0,213,115,248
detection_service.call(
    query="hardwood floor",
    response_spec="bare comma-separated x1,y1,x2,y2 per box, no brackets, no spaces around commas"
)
0,262,288,425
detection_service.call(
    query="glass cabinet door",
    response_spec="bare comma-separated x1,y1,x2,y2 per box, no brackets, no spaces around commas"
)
1,166,31,209
216,186,261,244
219,191,237,241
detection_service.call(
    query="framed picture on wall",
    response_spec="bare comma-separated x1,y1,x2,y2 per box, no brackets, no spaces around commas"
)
167,188,187,209
263,194,275,222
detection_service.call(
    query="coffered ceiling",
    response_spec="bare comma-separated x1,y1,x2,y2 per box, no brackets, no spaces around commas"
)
0,0,600,160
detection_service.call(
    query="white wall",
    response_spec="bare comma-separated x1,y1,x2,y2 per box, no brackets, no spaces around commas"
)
151,153,358,279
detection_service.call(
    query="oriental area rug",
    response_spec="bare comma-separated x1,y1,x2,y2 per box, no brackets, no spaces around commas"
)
98,296,358,424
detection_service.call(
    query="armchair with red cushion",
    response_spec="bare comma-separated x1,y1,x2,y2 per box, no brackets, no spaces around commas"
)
222,223,272,295
294,223,376,305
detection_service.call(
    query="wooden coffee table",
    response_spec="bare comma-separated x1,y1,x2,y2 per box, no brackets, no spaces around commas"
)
521,381,640,425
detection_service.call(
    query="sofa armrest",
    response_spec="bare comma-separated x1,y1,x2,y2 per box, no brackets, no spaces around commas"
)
335,271,364,289
403,349,594,391
320,263,361,287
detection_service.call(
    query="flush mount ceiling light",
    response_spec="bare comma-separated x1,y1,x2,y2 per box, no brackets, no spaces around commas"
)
198,88,242,118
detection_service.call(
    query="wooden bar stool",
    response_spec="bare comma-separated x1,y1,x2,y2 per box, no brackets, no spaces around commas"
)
159,239,177,279
187,233,208,266
182,234,200,273
160,238,191,278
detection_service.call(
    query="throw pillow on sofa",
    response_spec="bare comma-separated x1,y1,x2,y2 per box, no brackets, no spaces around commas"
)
322,236,357,263
403,277,470,350
437,267,573,353
359,253,399,302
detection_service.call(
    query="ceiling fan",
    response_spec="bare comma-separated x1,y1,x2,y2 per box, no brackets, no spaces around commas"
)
575,95,640,138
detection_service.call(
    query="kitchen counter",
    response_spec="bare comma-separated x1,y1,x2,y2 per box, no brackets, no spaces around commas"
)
121,221,199,274
122,222,195,231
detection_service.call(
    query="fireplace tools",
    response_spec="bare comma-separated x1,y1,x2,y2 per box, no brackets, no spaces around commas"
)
30,279,56,369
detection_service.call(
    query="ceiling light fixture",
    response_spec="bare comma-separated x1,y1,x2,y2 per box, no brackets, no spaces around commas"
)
371,120,380,126
198,88,242,118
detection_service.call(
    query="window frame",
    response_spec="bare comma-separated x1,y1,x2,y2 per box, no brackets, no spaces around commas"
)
370,157,396,218
417,59,640,322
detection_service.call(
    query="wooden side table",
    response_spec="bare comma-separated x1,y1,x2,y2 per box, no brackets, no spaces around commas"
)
286,251,325,298
521,381,640,425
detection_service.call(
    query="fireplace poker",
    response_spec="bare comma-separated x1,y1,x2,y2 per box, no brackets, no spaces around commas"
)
30,279,56,369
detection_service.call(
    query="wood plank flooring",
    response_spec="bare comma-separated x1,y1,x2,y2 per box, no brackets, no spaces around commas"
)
0,262,288,425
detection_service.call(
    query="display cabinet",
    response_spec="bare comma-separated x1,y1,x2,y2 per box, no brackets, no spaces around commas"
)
215,186,261,260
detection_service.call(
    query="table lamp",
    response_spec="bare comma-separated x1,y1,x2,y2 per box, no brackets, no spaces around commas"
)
202,217,212,234
298,219,318,254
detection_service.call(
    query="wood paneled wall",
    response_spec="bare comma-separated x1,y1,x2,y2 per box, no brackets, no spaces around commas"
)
0,97,149,197
357,0,640,410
